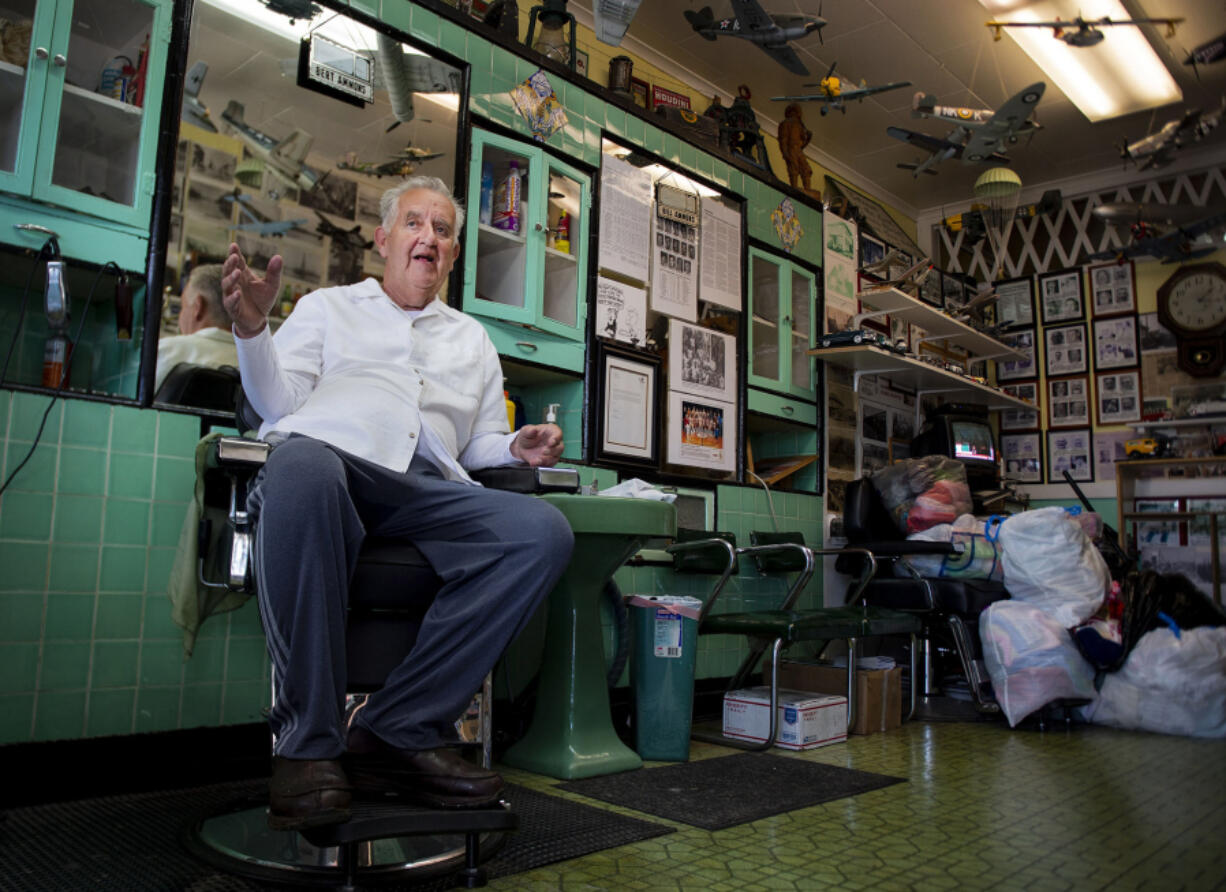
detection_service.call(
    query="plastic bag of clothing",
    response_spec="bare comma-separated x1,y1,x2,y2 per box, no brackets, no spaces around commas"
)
997,507,1109,628
871,456,972,535
897,514,1004,582
982,600,1098,728
1082,625,1226,738
1108,570,1226,672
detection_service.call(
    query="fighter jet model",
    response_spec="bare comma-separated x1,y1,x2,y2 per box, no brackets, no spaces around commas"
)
314,210,374,252
220,101,319,194
912,82,1044,163
220,189,309,237
336,146,445,179
1119,98,1226,171
859,255,933,297
1088,205,1226,264
986,15,1182,48
683,1,826,76
770,61,910,116
181,61,216,133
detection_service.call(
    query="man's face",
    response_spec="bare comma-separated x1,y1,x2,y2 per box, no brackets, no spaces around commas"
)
375,188,460,309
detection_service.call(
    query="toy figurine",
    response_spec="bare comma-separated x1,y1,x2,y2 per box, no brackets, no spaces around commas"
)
777,103,819,199
722,85,773,175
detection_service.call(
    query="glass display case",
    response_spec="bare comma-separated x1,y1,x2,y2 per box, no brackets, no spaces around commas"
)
748,246,817,403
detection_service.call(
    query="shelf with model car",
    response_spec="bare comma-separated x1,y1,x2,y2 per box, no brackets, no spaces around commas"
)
807,343,1035,411
853,286,1024,358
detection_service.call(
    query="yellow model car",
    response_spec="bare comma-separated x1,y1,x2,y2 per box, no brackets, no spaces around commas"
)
1125,436,1172,459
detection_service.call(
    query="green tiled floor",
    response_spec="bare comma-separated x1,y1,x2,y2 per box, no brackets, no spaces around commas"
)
491,722,1226,890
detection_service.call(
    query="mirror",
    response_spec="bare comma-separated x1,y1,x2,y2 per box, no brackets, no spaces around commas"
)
153,0,464,415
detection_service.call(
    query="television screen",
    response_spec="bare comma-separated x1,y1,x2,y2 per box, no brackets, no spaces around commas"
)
951,420,995,462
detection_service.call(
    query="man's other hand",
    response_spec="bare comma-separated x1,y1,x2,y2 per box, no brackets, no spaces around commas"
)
222,242,283,338
510,424,564,467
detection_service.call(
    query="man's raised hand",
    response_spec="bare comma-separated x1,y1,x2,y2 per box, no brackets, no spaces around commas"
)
222,242,284,339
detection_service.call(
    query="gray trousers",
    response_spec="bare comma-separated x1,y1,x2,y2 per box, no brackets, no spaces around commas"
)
248,435,574,760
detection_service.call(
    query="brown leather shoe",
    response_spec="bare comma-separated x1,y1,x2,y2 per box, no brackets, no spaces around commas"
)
344,724,504,808
268,757,353,831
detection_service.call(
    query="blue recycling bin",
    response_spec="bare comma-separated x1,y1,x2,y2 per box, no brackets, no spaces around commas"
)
627,594,702,762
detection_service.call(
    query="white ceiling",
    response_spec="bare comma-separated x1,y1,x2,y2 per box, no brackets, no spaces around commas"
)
573,0,1226,219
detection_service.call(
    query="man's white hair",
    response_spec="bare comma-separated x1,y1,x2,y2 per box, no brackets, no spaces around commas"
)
379,176,465,232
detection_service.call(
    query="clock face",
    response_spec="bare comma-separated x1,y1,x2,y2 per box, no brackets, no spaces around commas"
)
1166,269,1226,332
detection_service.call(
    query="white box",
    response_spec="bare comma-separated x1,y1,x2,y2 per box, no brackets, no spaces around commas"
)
722,686,848,750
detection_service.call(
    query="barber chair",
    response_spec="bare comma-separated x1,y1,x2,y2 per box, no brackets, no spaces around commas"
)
182,395,580,888
837,477,1010,715
153,363,241,419
666,529,920,749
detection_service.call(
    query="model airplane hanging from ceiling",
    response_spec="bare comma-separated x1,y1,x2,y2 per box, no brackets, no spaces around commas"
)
181,61,216,133
336,146,446,179
261,0,321,25
1088,204,1226,264
221,100,320,194
221,189,310,237
986,14,1183,47
770,61,910,116
859,254,933,297
1185,32,1226,74
1119,98,1226,171
683,0,826,76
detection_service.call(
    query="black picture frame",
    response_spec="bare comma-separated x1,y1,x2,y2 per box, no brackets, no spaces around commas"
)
1046,375,1091,429
1088,260,1137,317
918,266,943,307
1001,432,1043,483
1095,369,1143,427
996,328,1038,382
1046,428,1094,484
859,233,885,267
994,275,1036,330
594,342,660,468
941,270,966,311
1044,322,1089,377
1000,381,1041,431
1038,268,1085,324
1093,314,1140,370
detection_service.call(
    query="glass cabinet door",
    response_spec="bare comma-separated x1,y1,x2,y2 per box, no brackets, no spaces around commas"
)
789,266,816,397
750,250,782,389
466,130,535,326
536,155,587,340
0,0,53,193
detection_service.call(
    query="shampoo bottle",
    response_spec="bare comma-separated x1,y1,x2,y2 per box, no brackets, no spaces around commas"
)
493,161,521,233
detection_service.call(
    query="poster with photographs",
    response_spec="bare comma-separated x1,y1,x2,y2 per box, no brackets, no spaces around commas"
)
1047,428,1093,483
823,209,859,333
667,391,735,472
859,233,885,269
1044,323,1088,377
668,319,736,403
595,277,647,347
1093,430,1132,482
995,276,1035,330
1088,260,1135,317
941,271,967,312
1096,369,1142,426
1001,432,1042,483
1093,315,1139,370
918,267,943,307
650,205,699,322
1138,312,1177,352
1001,382,1040,430
1047,376,1090,428
1039,268,1084,324
996,329,1037,381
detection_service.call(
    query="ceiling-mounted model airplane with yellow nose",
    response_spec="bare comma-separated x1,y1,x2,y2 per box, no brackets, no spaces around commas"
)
770,61,911,116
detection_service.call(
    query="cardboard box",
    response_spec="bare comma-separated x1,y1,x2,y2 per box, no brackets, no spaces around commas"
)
770,660,902,736
722,686,847,750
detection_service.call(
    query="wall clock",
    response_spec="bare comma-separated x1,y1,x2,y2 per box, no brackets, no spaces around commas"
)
1156,261,1226,377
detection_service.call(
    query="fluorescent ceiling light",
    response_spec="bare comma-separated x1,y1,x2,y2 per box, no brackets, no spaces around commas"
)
200,0,427,55
593,0,642,46
978,0,1180,121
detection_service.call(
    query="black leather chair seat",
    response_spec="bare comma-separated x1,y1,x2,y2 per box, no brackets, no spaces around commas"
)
701,605,921,644
866,576,1007,616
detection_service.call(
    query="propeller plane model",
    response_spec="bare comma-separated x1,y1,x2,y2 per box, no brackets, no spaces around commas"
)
1088,202,1226,265
1120,98,1226,171
912,82,1044,162
683,0,826,76
336,146,445,179
986,15,1183,48
221,100,320,194
771,62,910,116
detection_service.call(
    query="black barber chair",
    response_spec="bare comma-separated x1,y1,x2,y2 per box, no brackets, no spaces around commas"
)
153,363,241,419
182,394,579,888
837,478,1010,715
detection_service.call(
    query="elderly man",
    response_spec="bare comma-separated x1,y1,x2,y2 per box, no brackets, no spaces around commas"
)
154,264,238,393
221,175,574,831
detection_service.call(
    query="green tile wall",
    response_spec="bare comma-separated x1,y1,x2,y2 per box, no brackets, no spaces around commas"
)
0,394,268,744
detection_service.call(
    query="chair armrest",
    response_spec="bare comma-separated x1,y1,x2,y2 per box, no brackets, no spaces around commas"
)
469,465,580,493
855,540,957,557
211,436,271,469
666,537,738,622
737,542,816,611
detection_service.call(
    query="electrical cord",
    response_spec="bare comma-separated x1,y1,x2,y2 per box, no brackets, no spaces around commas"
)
0,238,58,386
747,468,780,532
0,261,118,501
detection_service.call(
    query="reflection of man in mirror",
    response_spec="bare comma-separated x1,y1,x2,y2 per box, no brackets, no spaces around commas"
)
219,176,573,831
154,264,238,393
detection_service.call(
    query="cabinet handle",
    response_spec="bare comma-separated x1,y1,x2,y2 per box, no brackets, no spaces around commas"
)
515,341,539,352
35,47,48,60
15,223,61,239
782,405,794,415
53,54,67,67
534,222,544,232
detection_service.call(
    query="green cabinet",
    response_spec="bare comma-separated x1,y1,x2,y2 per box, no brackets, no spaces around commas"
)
748,246,817,404
0,0,170,262
463,128,590,370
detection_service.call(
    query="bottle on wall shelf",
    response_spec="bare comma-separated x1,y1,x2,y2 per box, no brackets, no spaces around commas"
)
504,389,517,431
554,211,570,254
479,162,494,225
493,161,521,233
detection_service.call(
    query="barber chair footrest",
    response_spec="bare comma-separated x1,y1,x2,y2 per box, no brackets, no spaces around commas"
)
301,799,516,847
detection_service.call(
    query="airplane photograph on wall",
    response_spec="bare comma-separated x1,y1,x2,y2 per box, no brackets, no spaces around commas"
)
770,61,910,116
683,0,827,76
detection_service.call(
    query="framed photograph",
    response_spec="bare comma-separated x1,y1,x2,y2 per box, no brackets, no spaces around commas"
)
918,267,943,307
1039,268,1084,324
1001,382,1040,430
1095,369,1142,426
1047,375,1090,429
1001,432,1043,484
1088,260,1136,317
994,276,1035,330
573,48,589,78
941,270,966,311
1044,322,1088,377
996,329,1037,381
668,318,736,402
667,391,736,472
859,233,885,268
1138,312,1177,353
596,343,659,466
629,77,649,110
1093,315,1139,370
1047,428,1093,484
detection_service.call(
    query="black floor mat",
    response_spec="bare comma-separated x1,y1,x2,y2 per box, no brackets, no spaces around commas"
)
1,780,673,891
557,752,906,831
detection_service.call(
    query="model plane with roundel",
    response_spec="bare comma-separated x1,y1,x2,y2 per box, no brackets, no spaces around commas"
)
336,146,445,179
1119,97,1226,171
986,14,1183,47
220,188,310,237
770,61,910,116
683,1,826,76
911,82,1044,162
